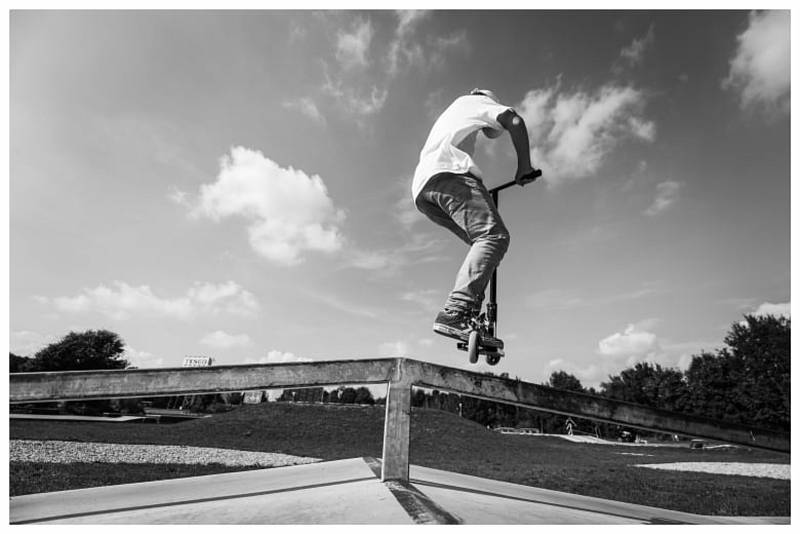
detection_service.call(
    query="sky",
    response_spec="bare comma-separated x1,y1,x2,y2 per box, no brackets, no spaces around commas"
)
8,9,792,389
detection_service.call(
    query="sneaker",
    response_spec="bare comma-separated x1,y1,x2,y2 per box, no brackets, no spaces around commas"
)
433,308,473,340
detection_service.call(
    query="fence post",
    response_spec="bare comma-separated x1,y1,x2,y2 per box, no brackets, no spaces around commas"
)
381,360,413,482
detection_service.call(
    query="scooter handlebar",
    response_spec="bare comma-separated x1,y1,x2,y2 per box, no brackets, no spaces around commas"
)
490,169,542,194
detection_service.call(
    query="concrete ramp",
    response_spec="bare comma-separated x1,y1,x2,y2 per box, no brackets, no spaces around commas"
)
10,458,789,525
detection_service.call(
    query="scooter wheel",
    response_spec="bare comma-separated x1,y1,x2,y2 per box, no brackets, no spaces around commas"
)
467,330,480,364
486,353,501,366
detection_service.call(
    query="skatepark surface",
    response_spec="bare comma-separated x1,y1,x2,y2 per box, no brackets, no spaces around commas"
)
10,457,789,525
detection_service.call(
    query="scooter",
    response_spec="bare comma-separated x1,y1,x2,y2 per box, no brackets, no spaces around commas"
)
456,169,542,365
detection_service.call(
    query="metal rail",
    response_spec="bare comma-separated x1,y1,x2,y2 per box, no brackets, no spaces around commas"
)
10,357,790,482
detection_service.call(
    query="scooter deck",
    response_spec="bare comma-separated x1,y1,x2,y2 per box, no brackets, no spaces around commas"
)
435,329,504,353
457,333,504,353
456,342,505,357
456,334,503,349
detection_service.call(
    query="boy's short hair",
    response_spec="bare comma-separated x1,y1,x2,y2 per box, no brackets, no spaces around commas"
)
469,88,500,102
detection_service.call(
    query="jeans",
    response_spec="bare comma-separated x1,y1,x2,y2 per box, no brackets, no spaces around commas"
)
415,172,510,314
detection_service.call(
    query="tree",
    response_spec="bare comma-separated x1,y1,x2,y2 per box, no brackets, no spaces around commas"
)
683,350,740,421
353,386,375,405
547,370,586,392
725,314,790,429
685,314,789,430
28,330,128,371
13,330,129,416
600,362,688,412
10,353,34,373
339,387,357,404
411,388,426,407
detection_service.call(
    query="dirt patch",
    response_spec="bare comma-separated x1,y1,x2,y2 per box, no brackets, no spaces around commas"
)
635,462,790,480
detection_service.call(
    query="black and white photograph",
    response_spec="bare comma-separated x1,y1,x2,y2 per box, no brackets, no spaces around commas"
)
7,6,792,525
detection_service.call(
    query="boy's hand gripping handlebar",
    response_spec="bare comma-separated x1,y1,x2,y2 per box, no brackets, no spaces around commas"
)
517,168,542,186
491,168,542,194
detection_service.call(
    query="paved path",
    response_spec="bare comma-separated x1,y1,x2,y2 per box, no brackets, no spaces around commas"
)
10,457,790,525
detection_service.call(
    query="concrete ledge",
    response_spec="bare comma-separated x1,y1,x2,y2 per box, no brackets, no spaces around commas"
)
10,458,411,525
10,458,789,525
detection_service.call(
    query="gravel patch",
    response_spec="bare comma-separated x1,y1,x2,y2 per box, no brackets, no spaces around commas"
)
635,462,790,480
9,440,321,468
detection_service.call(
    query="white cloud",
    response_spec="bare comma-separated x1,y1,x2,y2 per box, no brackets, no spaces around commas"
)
167,185,191,208
518,84,655,184
618,25,655,67
388,10,429,76
282,97,326,125
41,280,259,320
336,17,374,69
187,281,259,314
352,86,389,116
322,75,389,117
200,330,253,349
320,12,465,121
433,31,467,50
387,11,467,77
722,10,790,114
644,180,681,216
752,301,790,318
379,340,410,357
598,323,661,362
190,146,345,265
123,345,165,369
242,350,313,364
395,10,427,34
319,16,389,119
627,117,656,142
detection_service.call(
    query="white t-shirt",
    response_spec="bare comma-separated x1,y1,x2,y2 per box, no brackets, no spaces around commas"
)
412,94,512,201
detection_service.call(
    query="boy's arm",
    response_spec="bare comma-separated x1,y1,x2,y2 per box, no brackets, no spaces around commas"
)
497,109,538,185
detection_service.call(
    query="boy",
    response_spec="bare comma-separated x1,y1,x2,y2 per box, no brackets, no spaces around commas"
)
412,88,540,341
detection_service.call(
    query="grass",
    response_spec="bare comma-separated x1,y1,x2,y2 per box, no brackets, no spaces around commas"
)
10,402,790,516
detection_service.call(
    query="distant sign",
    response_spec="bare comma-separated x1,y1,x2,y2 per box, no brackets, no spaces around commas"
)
183,356,213,367
243,391,264,404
